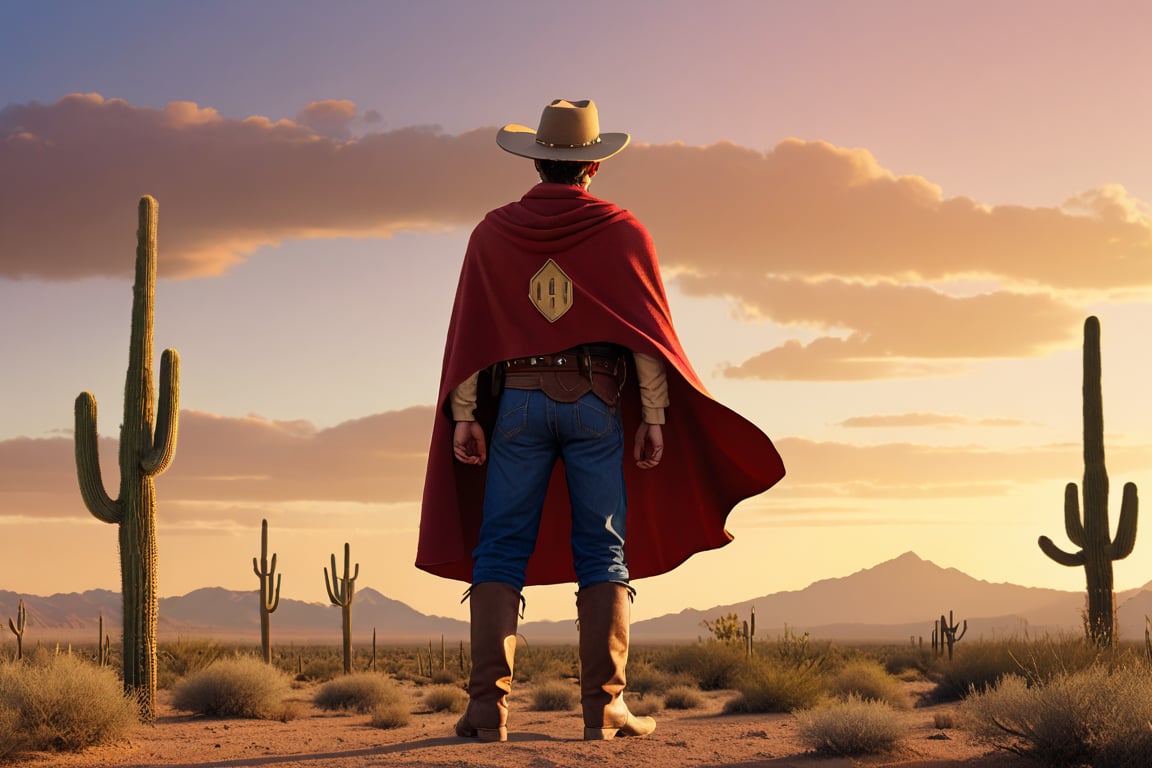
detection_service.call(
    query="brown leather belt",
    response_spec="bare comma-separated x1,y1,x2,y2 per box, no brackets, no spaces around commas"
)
502,346,626,405
505,352,620,374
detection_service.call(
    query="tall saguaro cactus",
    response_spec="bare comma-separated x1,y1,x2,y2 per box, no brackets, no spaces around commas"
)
7,599,26,660
1038,316,1138,648
324,543,359,674
74,196,180,721
253,519,282,663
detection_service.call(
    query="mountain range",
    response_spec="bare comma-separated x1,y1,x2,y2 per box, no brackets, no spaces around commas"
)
3,552,1150,646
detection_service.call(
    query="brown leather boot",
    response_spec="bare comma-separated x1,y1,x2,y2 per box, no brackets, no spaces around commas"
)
577,581,656,740
454,582,521,742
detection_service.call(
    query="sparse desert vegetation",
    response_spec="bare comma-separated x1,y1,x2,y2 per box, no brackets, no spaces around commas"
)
3,631,1152,765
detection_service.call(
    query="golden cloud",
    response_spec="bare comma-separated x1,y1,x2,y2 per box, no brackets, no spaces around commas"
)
4,95,1150,290
837,413,1033,428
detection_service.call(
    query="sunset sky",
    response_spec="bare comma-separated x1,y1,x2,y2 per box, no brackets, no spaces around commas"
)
2,1,1150,627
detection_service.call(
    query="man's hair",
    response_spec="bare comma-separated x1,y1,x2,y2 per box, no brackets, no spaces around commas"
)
537,159,596,185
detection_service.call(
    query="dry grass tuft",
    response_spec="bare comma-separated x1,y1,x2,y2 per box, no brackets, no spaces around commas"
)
171,655,291,719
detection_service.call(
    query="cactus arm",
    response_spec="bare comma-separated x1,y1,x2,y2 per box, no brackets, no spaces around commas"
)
1038,534,1085,566
324,554,343,605
1109,482,1139,560
1063,483,1086,548
141,348,180,476
269,571,282,613
252,556,262,578
74,392,121,524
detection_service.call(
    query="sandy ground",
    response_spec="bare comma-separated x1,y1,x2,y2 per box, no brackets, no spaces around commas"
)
15,680,1032,768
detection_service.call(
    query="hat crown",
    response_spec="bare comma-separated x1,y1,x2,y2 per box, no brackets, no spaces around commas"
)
535,99,601,149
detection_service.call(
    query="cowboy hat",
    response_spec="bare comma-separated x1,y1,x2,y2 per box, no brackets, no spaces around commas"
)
496,99,630,162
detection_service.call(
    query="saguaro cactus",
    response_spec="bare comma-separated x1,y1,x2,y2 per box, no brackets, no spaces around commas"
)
7,599,26,660
253,519,282,663
939,611,966,660
1038,316,1138,648
74,196,180,721
324,543,359,674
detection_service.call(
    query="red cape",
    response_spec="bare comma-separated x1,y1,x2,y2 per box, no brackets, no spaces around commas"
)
417,183,784,585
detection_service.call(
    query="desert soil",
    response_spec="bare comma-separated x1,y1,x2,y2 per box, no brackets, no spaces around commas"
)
15,680,1032,768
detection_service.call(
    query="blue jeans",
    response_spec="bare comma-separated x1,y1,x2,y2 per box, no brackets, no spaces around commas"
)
472,388,629,590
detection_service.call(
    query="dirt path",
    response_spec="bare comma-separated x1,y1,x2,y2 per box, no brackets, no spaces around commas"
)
14,681,1031,768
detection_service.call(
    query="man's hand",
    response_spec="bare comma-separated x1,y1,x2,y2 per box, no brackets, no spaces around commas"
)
633,423,664,469
453,421,487,465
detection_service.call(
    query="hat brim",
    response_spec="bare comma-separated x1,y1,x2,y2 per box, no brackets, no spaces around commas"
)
496,124,630,162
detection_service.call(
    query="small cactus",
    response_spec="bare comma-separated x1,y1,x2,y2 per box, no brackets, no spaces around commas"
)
939,611,967,661
252,519,282,663
324,543,359,674
8,599,26,660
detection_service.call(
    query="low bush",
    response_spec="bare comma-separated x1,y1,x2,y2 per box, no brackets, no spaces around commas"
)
722,660,824,714
655,641,747,690
826,658,910,709
368,701,412,729
663,684,704,710
0,652,138,757
795,694,909,755
531,680,578,711
423,685,466,713
626,660,693,696
933,636,1107,701
958,664,1152,765
171,656,291,719
515,646,577,684
429,668,460,685
158,638,228,688
628,694,662,717
314,672,405,714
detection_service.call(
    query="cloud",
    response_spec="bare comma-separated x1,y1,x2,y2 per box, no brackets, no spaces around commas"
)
608,139,1152,291
4,94,1150,380
4,95,1150,288
688,275,1083,379
0,94,522,279
837,413,1033,428
295,99,357,139
0,407,437,522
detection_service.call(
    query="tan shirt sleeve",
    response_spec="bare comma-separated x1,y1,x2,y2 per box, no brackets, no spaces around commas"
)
450,372,479,421
633,352,669,425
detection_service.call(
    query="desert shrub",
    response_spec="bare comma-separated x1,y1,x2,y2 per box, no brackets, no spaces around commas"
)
958,664,1152,765
629,694,662,716
796,694,909,756
171,656,291,719
826,658,910,709
874,644,938,678
314,672,404,714
722,659,825,714
0,703,21,759
423,685,467,713
368,701,412,729
933,636,1107,701
764,629,837,671
0,652,137,756
663,684,704,710
626,660,694,695
531,680,579,711
296,655,344,683
514,645,577,684
158,638,228,688
429,668,460,685
1093,728,1152,768
655,641,747,690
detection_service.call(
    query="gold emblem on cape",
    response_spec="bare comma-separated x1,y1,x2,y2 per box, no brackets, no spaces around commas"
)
529,259,573,322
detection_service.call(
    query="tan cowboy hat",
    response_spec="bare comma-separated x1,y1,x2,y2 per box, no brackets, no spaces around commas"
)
496,99,630,162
